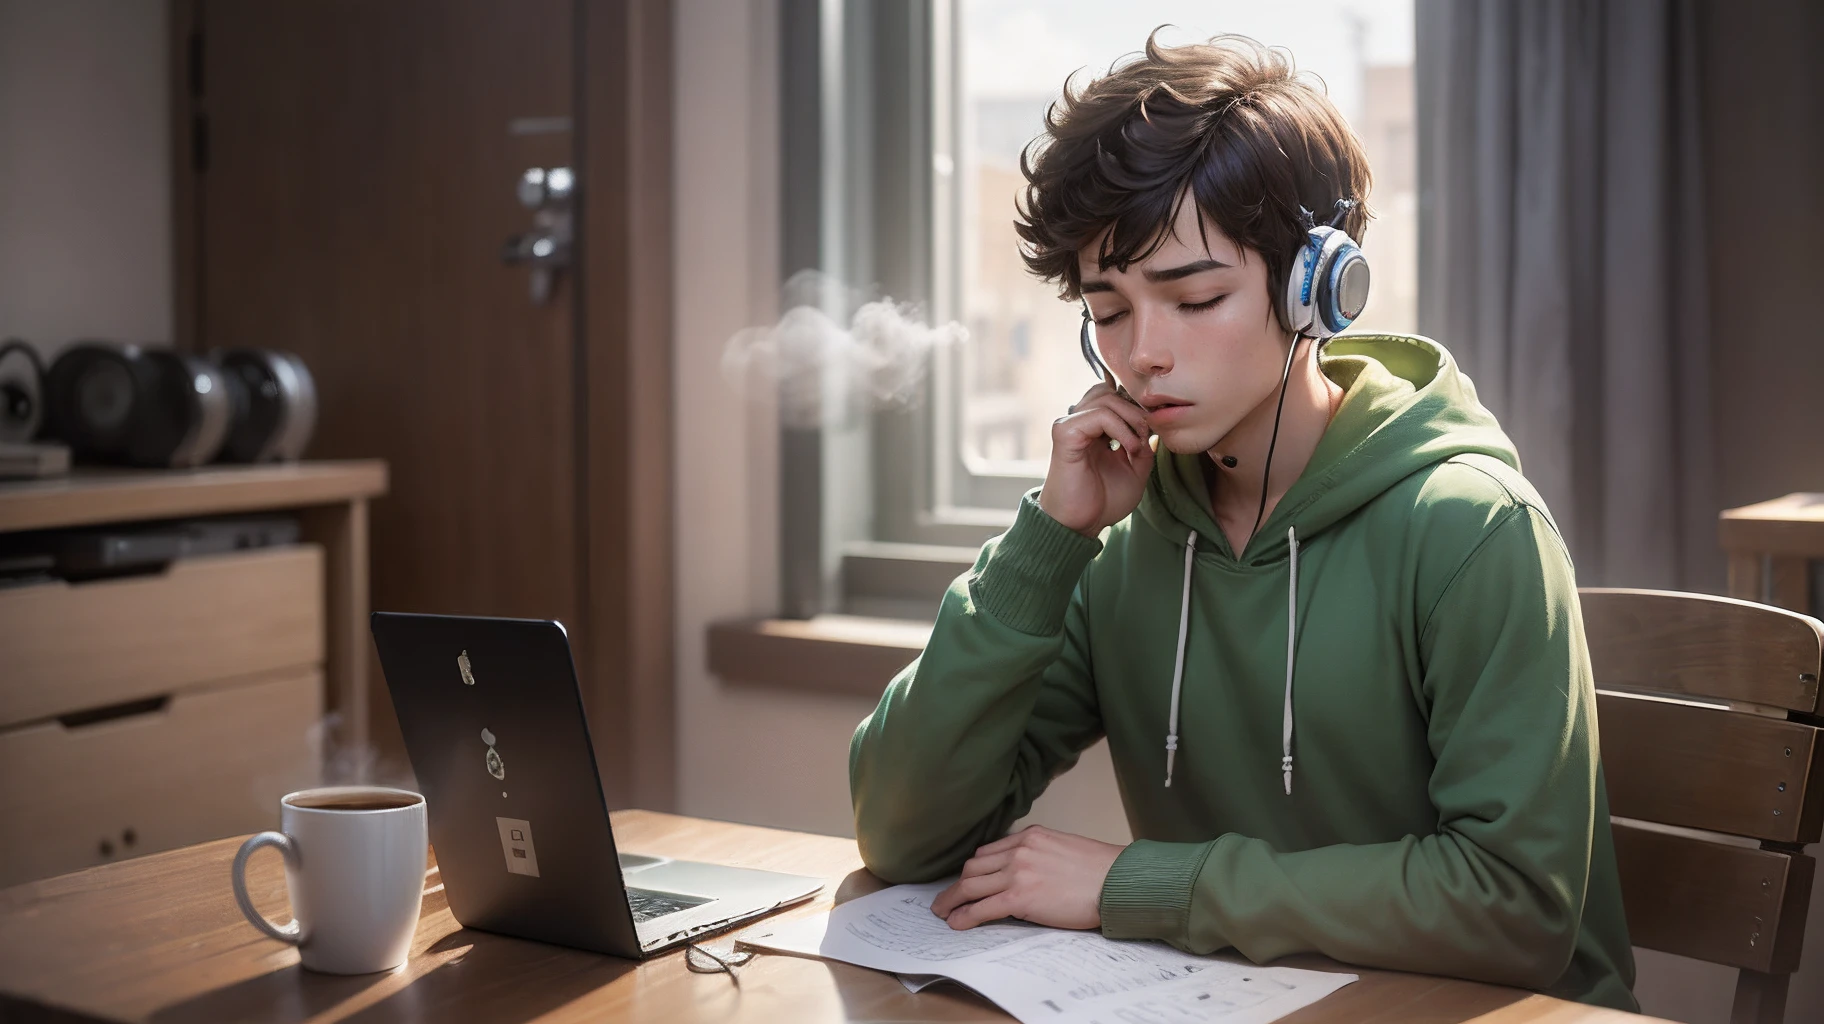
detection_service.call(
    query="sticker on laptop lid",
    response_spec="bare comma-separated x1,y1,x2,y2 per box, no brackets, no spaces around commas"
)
496,817,540,877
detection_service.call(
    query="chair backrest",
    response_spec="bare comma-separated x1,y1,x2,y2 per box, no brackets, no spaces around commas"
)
1581,588,1824,1024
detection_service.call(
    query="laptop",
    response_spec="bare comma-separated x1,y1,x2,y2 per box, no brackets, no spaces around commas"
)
371,611,823,958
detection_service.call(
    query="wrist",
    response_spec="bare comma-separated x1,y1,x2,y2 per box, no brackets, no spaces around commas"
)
968,491,1102,636
1036,485,1101,540
1099,838,1218,942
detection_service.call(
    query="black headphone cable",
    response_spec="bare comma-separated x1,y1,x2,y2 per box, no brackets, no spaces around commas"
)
1247,331,1304,551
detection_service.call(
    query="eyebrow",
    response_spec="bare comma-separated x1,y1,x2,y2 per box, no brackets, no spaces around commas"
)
1143,258,1232,282
1079,257,1232,293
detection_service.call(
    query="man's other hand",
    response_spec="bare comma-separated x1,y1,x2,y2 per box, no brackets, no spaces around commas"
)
930,825,1126,931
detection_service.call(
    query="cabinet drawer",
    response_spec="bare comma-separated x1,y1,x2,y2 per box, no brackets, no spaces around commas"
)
0,546,323,729
0,668,322,888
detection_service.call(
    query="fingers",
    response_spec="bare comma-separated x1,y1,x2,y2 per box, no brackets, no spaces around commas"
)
1053,406,1144,457
1121,431,1158,476
931,870,1008,919
959,850,1012,878
973,825,1044,858
1073,384,1151,438
946,892,1019,931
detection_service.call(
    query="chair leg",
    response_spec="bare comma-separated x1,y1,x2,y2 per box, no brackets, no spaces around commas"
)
1730,970,1789,1024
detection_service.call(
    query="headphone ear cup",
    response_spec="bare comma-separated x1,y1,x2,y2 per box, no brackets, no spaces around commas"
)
1318,245,1371,335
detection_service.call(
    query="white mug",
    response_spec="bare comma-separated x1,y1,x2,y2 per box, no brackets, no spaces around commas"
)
230,786,428,975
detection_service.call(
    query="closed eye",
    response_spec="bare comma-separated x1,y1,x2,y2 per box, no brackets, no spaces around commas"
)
1181,294,1227,313
1092,310,1127,328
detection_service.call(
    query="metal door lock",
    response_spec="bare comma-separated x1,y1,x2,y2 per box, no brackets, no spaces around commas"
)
503,166,574,305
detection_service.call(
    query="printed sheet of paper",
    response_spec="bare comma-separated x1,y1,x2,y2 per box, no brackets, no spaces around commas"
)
740,882,1356,1024
737,916,949,993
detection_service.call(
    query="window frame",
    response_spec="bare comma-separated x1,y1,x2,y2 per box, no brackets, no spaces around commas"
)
779,0,1006,619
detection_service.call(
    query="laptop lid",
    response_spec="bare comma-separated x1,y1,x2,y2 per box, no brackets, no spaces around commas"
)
370,611,644,958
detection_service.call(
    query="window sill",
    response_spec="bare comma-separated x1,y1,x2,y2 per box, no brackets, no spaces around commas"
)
706,615,930,696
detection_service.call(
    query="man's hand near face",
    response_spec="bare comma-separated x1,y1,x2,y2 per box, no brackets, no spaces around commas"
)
930,826,1127,931
1039,381,1157,539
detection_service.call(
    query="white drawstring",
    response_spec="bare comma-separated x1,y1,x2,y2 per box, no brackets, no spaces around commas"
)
1283,526,1300,795
1163,532,1197,787
1160,526,1301,795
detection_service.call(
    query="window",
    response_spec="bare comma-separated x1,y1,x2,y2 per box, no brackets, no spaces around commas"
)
781,0,1418,617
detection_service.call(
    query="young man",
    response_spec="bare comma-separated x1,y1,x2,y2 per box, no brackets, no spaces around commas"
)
848,35,1636,1011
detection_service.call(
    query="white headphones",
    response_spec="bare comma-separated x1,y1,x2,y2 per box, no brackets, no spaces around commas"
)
1283,199,1371,340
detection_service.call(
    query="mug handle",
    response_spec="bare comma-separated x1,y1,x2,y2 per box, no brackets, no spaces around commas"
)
231,831,304,945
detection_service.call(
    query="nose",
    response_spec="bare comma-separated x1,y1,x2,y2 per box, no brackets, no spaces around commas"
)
1126,310,1173,379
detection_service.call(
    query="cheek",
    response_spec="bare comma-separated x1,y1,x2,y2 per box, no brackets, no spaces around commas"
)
1182,304,1277,380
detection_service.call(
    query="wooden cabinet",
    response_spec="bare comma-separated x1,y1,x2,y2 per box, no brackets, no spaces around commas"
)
0,462,384,887
1720,492,1824,613
0,547,324,726
0,669,322,887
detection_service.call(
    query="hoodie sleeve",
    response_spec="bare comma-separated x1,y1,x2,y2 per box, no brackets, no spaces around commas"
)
1099,504,1599,992
850,494,1108,883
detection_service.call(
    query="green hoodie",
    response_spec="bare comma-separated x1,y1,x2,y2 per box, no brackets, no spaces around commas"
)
849,334,1636,1010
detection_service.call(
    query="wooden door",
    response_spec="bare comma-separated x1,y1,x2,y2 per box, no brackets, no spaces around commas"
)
175,0,672,807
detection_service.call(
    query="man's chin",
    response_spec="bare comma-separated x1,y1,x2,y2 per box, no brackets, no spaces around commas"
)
1157,429,1222,456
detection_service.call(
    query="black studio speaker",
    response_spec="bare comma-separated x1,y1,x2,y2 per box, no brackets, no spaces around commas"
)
213,349,318,463
44,343,232,468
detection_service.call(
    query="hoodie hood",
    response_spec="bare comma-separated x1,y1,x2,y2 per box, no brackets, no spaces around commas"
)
1138,334,1521,791
1138,333,1520,565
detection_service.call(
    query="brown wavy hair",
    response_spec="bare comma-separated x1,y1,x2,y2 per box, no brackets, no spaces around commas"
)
1014,32,1373,329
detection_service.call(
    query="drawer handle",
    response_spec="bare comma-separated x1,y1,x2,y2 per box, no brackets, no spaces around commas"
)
57,695,171,729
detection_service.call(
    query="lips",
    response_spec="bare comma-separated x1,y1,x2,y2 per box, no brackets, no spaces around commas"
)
1140,396,1192,426
1147,403,1192,426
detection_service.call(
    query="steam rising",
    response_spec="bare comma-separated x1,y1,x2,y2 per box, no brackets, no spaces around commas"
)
722,270,967,428
307,712,417,790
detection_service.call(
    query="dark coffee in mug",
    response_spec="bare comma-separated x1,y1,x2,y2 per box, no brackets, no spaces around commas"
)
288,792,421,812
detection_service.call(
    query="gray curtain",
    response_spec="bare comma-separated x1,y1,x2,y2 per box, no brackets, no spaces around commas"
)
1416,0,1715,590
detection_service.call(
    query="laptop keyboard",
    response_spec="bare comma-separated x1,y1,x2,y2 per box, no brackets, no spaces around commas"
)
627,887,710,923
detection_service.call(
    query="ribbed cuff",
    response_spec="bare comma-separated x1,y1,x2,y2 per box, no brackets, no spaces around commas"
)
1099,839,1215,942
968,491,1102,637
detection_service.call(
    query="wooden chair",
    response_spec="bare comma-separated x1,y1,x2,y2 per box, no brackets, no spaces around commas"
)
1582,588,1824,1024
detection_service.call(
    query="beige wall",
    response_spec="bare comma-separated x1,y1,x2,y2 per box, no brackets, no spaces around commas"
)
0,0,172,358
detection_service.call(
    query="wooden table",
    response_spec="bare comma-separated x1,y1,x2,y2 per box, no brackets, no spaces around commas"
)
1720,492,1824,613
0,811,1659,1024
